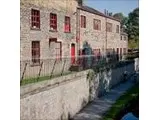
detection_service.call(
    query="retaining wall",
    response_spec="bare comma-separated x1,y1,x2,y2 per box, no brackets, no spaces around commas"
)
20,61,135,120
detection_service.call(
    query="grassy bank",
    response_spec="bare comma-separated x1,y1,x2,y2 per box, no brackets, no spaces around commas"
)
102,83,139,120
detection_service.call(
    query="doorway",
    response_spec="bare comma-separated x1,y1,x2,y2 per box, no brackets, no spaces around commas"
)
71,43,75,64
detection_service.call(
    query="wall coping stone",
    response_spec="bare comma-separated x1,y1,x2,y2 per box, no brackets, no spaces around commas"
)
20,70,90,99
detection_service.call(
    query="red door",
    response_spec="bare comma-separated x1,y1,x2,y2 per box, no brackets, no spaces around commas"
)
71,44,75,64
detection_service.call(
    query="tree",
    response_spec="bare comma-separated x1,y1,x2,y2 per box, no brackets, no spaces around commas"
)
127,8,139,42
113,8,139,48
113,13,128,31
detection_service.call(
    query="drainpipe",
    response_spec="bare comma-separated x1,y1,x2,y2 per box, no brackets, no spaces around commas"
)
104,9,108,55
76,7,80,56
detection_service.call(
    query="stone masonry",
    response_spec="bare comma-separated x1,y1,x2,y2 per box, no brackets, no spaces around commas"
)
20,0,78,60
20,0,128,79
20,61,135,120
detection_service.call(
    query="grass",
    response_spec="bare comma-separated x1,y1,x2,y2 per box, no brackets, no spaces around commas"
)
102,83,139,120
20,71,72,86
128,40,139,49
20,60,135,86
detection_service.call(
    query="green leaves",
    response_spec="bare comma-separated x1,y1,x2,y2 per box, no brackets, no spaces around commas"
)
127,8,139,47
113,8,139,49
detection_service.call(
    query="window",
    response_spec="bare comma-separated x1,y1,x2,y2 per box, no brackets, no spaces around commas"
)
93,49,100,56
50,13,57,31
117,48,119,54
116,25,119,33
49,38,62,60
124,36,127,41
64,16,71,32
113,48,116,52
32,41,40,64
93,49,101,60
31,9,40,29
81,15,86,28
106,48,112,57
121,36,123,40
93,19,101,30
123,48,127,54
106,22,112,32
120,48,122,55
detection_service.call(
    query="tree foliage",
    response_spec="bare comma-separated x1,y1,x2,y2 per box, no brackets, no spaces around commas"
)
127,8,139,42
113,8,139,48
113,13,128,28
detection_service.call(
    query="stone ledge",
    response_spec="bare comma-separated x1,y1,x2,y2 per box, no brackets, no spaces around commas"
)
20,70,90,98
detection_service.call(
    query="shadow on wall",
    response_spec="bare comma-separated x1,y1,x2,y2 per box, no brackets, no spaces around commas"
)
88,68,112,99
88,61,135,100
60,98,88,120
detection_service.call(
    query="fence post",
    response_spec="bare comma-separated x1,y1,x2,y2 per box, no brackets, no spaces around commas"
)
50,59,57,79
20,62,28,83
37,61,43,81
61,58,67,76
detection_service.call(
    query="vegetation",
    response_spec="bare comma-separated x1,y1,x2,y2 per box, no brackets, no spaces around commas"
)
113,7,139,49
20,71,72,86
102,83,139,120
125,52,139,60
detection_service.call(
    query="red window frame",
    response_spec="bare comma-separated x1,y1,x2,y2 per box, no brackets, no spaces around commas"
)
49,38,62,60
64,16,71,32
93,19,101,30
31,9,40,29
121,36,123,40
116,25,119,33
93,49,101,61
32,41,40,65
81,15,86,28
50,13,57,31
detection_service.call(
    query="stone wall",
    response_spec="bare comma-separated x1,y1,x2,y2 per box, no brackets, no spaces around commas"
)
21,61,135,120
21,70,90,120
78,8,128,54
79,10,106,53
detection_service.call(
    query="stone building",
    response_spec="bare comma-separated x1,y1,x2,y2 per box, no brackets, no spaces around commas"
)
20,0,128,79
77,5,128,56
20,0,79,79
20,0,78,62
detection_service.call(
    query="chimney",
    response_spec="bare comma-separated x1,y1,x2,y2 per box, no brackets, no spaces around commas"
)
107,10,109,16
78,0,83,6
104,9,107,15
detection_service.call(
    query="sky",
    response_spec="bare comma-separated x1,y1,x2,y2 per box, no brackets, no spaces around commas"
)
83,0,139,16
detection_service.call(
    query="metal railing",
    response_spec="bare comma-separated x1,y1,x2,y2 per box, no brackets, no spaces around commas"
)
20,52,139,85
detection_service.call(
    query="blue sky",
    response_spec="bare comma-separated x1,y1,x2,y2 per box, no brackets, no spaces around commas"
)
84,0,139,16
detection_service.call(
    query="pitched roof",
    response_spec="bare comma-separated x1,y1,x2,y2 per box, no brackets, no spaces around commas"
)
78,5,120,22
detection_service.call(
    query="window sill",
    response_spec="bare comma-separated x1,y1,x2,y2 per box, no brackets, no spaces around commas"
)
30,63,40,67
49,29,58,32
64,31,71,33
94,29,101,31
30,27,41,31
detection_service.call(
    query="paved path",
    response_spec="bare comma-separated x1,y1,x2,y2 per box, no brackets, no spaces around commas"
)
73,74,138,120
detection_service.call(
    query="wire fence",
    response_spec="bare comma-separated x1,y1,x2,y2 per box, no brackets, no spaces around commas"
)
20,52,139,85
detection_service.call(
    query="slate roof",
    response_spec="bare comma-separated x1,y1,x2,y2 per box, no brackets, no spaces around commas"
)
78,5,121,22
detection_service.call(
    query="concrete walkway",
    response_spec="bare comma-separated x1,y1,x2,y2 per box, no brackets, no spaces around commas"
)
73,74,138,120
